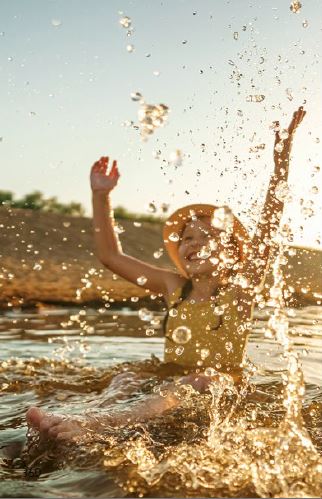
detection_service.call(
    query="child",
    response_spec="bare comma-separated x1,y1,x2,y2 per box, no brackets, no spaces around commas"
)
26,107,305,441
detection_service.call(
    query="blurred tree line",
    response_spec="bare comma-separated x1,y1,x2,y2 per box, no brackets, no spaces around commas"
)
0,190,85,216
0,190,164,223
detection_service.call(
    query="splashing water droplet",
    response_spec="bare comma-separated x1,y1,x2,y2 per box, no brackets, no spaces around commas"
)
246,94,265,103
138,308,153,321
137,102,169,140
130,91,143,102
169,232,180,242
153,248,164,259
169,149,183,167
275,141,284,154
200,348,210,360
126,44,134,53
147,202,157,213
172,326,192,344
51,19,62,27
275,181,292,202
290,1,302,13
311,186,319,194
119,16,131,29
302,19,309,28
137,275,147,286
233,32,239,40
211,207,234,232
286,88,294,101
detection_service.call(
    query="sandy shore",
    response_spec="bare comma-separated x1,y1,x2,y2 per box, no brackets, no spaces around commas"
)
0,207,321,308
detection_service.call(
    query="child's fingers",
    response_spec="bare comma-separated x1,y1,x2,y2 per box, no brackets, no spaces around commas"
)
110,160,119,178
91,161,101,174
98,156,109,173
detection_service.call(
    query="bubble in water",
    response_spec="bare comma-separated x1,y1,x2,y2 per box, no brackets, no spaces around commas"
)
275,181,292,202
153,248,163,259
204,367,217,377
311,186,319,194
169,149,183,167
130,91,143,102
119,16,131,29
169,308,178,317
175,346,185,355
200,348,210,360
246,94,265,103
290,1,302,13
145,328,155,336
211,207,234,232
169,232,180,242
126,44,135,53
302,19,309,28
137,275,147,286
172,326,192,344
138,307,153,321
33,263,42,271
51,19,62,27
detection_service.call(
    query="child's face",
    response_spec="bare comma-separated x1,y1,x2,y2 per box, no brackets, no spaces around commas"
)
177,216,239,277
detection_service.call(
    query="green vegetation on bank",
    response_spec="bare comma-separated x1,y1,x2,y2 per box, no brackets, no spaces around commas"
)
0,190,165,223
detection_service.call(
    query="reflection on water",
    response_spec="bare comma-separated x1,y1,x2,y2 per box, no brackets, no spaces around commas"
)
0,305,321,498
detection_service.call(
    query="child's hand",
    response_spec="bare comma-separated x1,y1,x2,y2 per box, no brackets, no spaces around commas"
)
90,156,120,194
274,106,306,160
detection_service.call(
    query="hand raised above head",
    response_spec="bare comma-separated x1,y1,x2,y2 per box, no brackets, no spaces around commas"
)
274,106,306,145
90,156,120,194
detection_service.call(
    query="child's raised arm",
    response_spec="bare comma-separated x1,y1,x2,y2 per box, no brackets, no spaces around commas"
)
243,106,306,289
91,156,184,301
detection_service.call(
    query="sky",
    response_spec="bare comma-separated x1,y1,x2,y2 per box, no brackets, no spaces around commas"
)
1,0,321,248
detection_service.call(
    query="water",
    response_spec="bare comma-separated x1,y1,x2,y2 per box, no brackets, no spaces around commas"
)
0,305,321,497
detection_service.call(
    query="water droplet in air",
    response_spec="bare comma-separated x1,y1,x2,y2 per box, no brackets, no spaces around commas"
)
290,1,302,13
152,149,161,159
130,91,143,102
197,246,212,259
274,141,284,153
246,94,265,103
279,129,289,140
7,56,13,62
51,19,62,27
302,19,309,28
169,232,180,242
119,16,131,29
200,348,210,360
182,40,188,44
153,248,163,259
137,275,147,286
313,165,320,173
153,70,160,76
233,32,238,40
169,149,183,167
311,186,319,194
211,207,234,232
286,88,293,101
138,308,153,321
137,102,169,140
172,326,192,344
214,305,225,316
275,181,291,201
126,44,134,53
225,341,233,352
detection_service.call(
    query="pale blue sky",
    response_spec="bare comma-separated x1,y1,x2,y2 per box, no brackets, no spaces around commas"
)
1,0,321,247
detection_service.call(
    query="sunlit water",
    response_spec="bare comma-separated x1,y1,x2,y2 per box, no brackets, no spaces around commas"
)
0,305,321,498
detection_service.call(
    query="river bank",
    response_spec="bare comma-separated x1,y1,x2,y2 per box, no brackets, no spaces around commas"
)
0,207,321,309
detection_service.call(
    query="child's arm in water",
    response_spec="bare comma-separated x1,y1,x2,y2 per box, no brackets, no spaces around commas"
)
91,156,185,301
243,106,306,289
